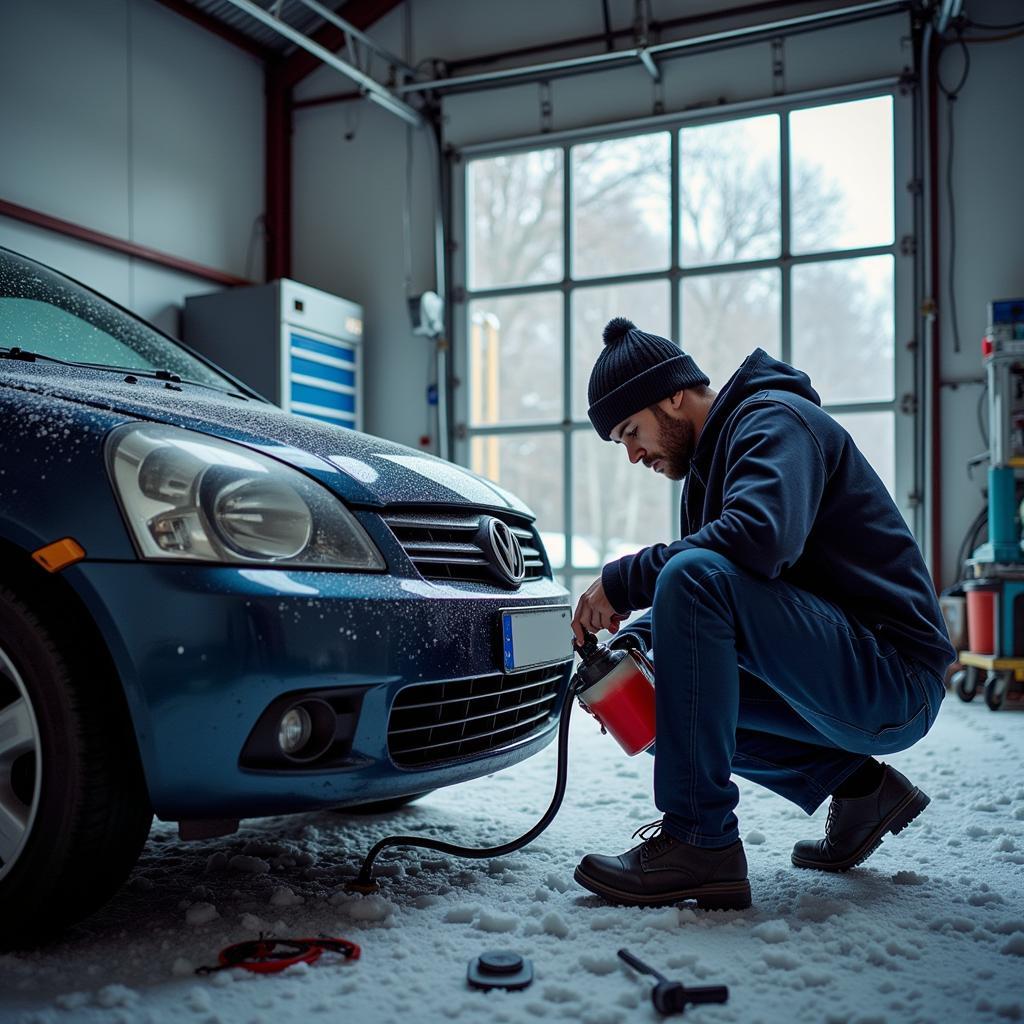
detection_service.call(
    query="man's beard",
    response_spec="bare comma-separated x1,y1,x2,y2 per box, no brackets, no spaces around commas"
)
649,405,696,480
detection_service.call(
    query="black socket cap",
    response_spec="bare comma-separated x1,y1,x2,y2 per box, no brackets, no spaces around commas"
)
478,951,523,975
467,950,534,991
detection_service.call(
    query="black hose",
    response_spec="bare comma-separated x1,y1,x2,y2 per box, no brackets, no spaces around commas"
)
353,674,582,888
955,506,988,581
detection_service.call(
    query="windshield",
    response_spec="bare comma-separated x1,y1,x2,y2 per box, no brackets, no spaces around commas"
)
0,248,242,391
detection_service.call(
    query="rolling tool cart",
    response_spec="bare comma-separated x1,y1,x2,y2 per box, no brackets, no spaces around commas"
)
952,299,1024,710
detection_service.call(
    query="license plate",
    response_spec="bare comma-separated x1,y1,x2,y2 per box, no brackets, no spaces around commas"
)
501,605,572,672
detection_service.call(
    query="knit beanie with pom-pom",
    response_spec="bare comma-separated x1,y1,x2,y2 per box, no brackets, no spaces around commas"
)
587,317,709,441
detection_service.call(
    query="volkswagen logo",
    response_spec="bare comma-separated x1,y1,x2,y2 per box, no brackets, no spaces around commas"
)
481,517,526,588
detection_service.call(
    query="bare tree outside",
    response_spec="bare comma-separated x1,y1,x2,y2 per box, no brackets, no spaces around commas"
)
464,96,897,585
468,148,563,289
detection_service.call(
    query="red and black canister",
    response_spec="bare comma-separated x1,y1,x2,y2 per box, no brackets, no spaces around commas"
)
572,632,656,755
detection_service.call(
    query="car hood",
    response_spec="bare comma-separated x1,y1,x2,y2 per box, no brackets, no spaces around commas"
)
0,362,532,515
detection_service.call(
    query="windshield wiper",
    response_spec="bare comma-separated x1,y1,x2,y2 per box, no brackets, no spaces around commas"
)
0,346,48,362
0,346,250,401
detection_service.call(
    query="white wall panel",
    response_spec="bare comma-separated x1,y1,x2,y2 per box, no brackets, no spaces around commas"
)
0,0,263,324
131,0,264,279
130,262,221,338
0,0,131,237
784,13,911,92
291,99,435,446
441,83,553,149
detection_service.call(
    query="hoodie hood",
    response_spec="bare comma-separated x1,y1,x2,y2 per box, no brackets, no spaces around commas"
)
0,361,532,516
691,348,821,482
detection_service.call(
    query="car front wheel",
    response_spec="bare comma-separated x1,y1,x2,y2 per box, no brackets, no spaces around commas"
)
0,586,152,947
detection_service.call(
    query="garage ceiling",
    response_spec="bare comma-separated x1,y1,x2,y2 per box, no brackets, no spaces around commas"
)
162,1,880,65
185,0,326,51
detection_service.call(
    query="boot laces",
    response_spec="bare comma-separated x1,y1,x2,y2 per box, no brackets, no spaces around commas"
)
825,800,837,838
631,818,675,855
632,818,664,842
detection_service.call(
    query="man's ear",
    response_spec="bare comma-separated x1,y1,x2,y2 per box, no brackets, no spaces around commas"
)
668,389,686,411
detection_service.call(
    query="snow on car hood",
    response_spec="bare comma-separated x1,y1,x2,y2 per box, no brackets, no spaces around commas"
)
0,363,532,515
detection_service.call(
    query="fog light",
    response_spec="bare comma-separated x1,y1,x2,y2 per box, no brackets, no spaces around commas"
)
278,707,312,755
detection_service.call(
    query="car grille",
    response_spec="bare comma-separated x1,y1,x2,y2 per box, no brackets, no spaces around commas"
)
383,510,547,585
387,664,566,768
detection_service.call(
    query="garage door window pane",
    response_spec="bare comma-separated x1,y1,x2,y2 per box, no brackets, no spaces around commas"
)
571,280,670,419
681,268,780,388
680,115,780,267
572,133,670,279
792,256,893,404
469,294,563,425
831,410,894,496
791,96,894,255
471,432,564,564
468,149,563,289
572,432,675,569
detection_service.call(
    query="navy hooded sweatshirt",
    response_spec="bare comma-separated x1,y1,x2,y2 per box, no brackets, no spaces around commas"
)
602,348,955,679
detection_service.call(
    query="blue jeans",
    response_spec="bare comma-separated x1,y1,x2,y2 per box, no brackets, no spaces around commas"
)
650,548,946,848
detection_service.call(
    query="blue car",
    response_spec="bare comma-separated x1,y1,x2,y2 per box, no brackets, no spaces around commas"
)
0,246,572,942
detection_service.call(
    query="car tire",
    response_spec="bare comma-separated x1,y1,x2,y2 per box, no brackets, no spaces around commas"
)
0,585,152,948
333,792,432,815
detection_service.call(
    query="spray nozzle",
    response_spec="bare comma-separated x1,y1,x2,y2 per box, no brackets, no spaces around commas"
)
572,630,603,662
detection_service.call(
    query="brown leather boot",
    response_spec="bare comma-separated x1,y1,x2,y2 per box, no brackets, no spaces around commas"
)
574,820,751,909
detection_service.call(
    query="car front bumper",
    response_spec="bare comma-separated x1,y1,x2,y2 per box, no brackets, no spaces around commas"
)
67,561,573,820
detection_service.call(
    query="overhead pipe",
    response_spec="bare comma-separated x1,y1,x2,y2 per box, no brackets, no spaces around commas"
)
400,0,911,96
443,0,805,74
909,13,926,559
922,17,944,586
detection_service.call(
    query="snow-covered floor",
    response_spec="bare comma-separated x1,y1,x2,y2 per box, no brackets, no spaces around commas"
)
2,693,1022,1024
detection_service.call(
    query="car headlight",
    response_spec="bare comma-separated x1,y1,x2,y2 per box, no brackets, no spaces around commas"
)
106,423,385,569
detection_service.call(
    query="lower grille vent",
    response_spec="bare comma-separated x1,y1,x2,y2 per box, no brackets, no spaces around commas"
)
387,664,565,768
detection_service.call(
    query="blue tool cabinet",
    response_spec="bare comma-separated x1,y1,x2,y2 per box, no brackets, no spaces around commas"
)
184,279,363,430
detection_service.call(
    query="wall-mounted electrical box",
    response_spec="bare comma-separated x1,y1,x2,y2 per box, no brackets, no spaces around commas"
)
184,279,363,430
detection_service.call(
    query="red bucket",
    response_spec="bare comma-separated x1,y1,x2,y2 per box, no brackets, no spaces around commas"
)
965,580,999,655
576,649,656,756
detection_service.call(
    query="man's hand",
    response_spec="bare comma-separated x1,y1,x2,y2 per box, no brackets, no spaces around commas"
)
571,576,626,645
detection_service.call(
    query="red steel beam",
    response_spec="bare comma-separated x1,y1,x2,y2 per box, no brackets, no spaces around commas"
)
265,60,292,281
0,198,252,286
292,88,363,109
